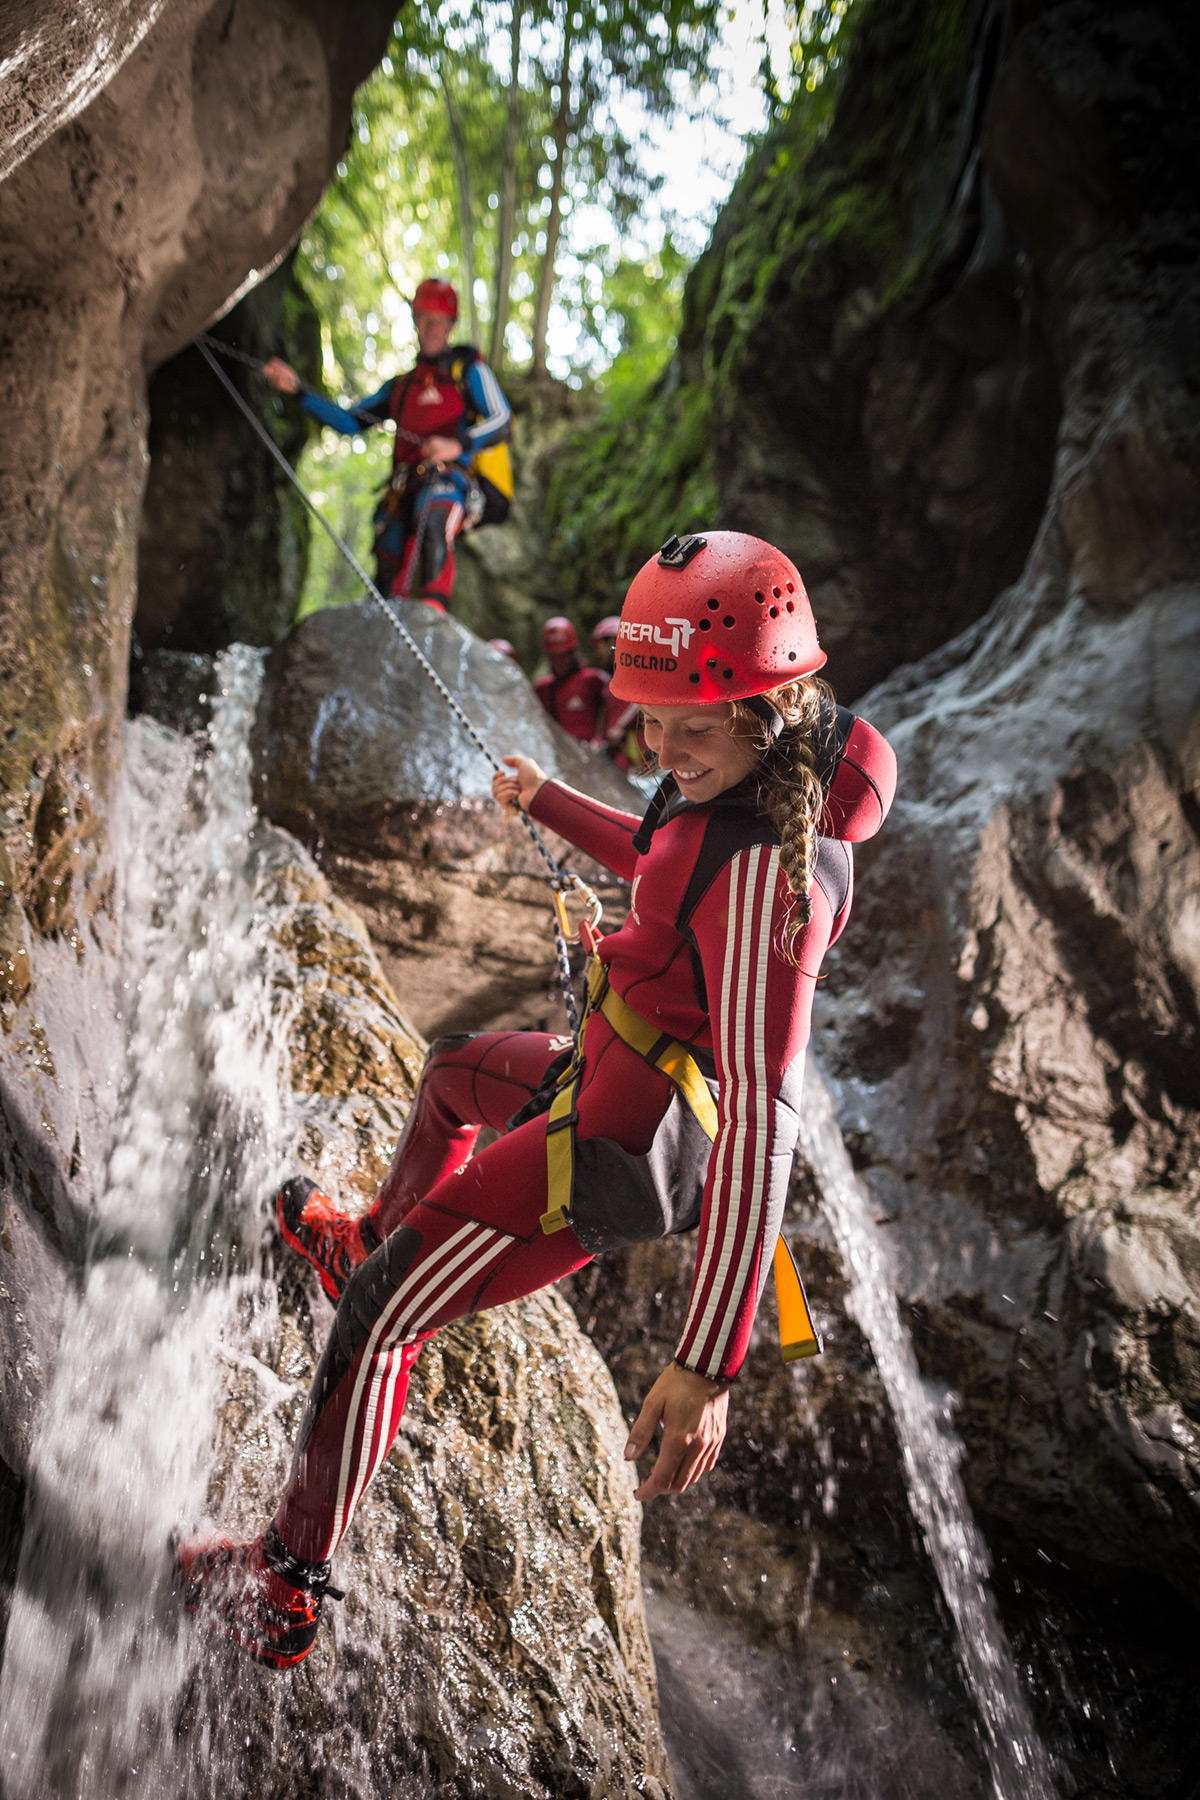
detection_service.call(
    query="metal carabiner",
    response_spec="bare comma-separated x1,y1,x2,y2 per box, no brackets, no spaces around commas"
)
551,875,604,947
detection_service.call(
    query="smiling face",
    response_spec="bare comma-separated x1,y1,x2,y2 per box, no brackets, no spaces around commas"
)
640,702,760,803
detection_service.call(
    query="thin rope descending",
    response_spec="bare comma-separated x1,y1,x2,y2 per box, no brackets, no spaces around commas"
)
194,335,595,1029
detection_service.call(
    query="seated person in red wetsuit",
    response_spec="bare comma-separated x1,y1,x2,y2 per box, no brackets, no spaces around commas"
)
177,531,898,1668
533,616,609,744
265,278,510,612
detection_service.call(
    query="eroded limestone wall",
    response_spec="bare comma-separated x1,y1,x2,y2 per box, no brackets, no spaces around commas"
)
0,0,393,1485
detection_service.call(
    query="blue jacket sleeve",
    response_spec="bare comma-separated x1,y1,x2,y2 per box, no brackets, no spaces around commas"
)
300,379,394,436
461,360,510,450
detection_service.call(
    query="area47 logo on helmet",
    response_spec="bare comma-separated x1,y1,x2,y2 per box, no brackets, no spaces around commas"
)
617,615,695,670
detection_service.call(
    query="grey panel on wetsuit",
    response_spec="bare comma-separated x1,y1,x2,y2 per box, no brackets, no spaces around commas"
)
569,1087,715,1254
571,1051,807,1307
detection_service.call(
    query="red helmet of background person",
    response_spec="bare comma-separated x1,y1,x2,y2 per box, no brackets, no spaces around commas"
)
591,616,621,643
411,278,459,320
608,531,825,706
541,616,579,654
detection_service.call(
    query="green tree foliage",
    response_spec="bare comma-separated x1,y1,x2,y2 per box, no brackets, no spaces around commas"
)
540,0,866,617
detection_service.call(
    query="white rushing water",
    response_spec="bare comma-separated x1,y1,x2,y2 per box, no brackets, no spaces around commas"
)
800,1067,1058,1800
0,647,297,1798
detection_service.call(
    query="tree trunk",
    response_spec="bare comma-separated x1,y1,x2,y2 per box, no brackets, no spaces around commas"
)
439,63,480,347
532,10,574,379
489,0,522,370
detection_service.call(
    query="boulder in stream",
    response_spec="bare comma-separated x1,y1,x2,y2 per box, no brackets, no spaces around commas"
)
253,602,640,855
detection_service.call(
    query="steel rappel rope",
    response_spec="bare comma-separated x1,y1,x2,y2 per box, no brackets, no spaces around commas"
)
194,334,598,1031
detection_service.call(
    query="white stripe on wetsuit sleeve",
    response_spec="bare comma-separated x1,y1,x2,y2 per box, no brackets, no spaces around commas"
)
463,360,510,447
677,844,779,1377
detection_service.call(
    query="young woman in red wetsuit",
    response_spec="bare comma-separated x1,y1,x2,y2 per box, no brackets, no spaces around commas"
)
177,531,897,1667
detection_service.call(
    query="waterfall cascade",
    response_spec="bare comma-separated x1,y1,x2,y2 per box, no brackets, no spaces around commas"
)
0,647,301,1796
801,1071,1058,1800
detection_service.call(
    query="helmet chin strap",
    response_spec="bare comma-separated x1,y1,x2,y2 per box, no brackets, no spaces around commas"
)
631,774,679,855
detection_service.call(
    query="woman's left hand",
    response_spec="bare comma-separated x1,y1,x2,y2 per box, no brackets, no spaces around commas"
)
624,1362,729,1501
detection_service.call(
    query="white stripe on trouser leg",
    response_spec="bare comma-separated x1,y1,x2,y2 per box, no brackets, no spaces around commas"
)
333,1218,481,1541
332,1221,513,1544
340,1223,513,1533
334,1221,509,1539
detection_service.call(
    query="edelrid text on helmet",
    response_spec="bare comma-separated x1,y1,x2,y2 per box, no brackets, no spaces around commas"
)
609,530,825,706
411,278,459,320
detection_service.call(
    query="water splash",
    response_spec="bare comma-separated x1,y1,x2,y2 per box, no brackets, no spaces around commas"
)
800,1065,1058,1800
0,647,298,1797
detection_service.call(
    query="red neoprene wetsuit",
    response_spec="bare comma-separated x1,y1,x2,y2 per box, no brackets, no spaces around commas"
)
534,664,610,741
272,706,896,1563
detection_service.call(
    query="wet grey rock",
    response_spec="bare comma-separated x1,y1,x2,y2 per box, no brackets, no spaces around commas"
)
0,0,393,1643
808,2,1200,1603
0,0,169,184
253,602,640,853
188,832,674,1800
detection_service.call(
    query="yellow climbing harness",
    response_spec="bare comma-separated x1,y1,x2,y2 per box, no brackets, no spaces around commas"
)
541,954,822,1363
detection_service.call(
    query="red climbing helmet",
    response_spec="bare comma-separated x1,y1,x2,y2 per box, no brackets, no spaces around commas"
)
411,278,459,320
591,615,621,643
488,637,518,662
609,531,825,705
541,615,578,653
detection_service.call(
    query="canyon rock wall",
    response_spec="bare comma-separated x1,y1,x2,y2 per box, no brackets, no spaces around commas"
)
134,252,324,660
564,0,1200,1608
819,0,1200,1600
0,0,390,1553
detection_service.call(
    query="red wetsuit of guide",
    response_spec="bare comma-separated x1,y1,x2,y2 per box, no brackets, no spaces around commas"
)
271,706,896,1563
534,663,610,742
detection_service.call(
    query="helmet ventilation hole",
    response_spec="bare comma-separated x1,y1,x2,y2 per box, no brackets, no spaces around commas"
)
722,667,734,680
706,597,720,611
706,658,717,669
786,581,795,593
786,600,795,613
688,671,700,683
754,591,765,603
769,606,778,619
772,585,781,598
698,618,711,631
788,651,797,662
722,615,735,628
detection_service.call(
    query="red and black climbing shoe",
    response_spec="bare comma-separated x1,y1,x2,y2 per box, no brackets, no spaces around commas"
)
176,1524,343,1670
276,1176,380,1303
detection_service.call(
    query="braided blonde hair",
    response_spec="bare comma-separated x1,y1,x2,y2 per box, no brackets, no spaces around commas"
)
731,677,833,966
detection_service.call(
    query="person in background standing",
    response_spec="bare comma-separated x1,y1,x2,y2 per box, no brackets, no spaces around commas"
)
264,279,511,612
